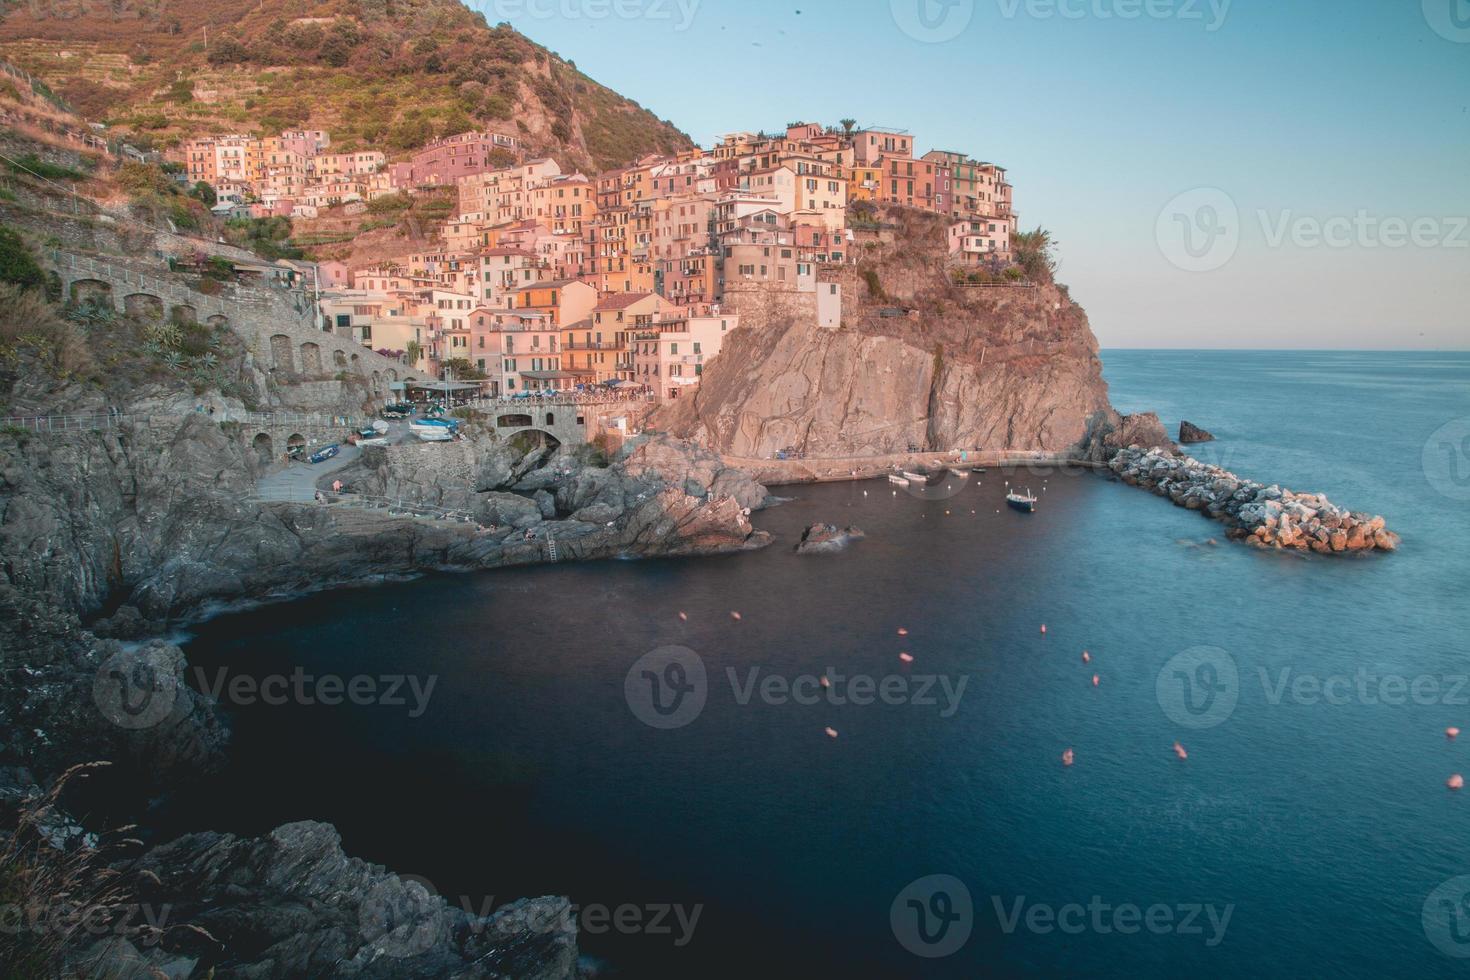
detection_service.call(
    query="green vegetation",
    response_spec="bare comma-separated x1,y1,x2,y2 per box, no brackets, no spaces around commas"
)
1013,228,1058,283
223,215,302,260
0,225,46,292
859,267,888,302
2,153,88,182
440,357,485,380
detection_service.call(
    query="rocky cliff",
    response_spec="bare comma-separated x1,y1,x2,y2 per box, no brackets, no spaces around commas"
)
658,208,1115,459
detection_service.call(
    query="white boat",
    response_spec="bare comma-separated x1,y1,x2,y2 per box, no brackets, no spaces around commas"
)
902,470,928,482
888,474,910,486
948,468,969,477
415,428,453,442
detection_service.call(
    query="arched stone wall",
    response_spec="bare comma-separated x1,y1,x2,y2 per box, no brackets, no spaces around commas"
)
333,349,348,368
69,279,113,308
207,314,230,329
252,432,274,466
270,334,295,373
124,293,163,319
300,342,323,376
170,304,197,324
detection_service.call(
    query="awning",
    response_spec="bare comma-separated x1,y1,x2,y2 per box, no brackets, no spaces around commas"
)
520,370,583,380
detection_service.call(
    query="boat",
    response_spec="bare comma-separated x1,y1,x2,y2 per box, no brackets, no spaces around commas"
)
408,418,459,438
902,470,929,482
1006,488,1038,513
948,467,969,477
415,428,453,442
307,444,340,464
887,474,910,486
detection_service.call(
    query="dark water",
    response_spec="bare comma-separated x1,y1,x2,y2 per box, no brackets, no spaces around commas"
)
170,351,1470,977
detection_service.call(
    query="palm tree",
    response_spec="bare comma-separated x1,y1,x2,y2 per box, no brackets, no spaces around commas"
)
1012,227,1058,282
839,118,857,138
404,340,423,367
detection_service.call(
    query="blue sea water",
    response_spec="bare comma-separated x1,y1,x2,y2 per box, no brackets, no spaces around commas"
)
171,350,1470,977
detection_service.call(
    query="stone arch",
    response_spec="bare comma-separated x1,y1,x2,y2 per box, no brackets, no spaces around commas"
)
252,432,274,466
387,369,398,382
207,314,229,329
544,411,555,426
497,413,533,428
123,292,163,319
286,433,306,459
170,304,197,324
300,342,323,376
507,429,562,454
269,334,295,372
371,370,381,392
333,349,348,368
69,278,113,309
350,353,360,370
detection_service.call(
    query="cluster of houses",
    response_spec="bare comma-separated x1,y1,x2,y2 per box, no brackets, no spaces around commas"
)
172,122,1016,401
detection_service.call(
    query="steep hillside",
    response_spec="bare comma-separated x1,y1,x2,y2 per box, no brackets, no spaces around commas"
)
0,0,691,173
659,207,1116,458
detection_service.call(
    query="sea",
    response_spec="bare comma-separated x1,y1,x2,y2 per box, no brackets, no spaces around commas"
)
164,350,1470,977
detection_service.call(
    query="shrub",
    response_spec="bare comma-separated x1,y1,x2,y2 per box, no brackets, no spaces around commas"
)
0,227,46,291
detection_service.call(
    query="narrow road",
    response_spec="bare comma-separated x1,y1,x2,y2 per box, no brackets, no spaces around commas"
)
255,421,412,502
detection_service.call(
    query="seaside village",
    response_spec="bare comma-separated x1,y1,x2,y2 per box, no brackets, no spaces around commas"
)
172,122,1016,404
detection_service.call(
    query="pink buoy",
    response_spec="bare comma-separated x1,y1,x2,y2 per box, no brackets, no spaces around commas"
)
1091,674,1100,688
1448,727,1461,739
899,652,914,664
1173,741,1188,760
1082,651,1091,664
1450,774,1465,790
897,628,909,637
820,675,830,688
1040,624,1047,635
825,727,839,739
1061,748,1074,767
730,611,742,621
678,611,688,621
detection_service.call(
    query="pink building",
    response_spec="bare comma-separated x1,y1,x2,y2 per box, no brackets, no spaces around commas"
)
398,130,523,187
631,311,739,400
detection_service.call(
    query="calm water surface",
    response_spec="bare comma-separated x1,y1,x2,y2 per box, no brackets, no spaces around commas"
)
170,351,1470,977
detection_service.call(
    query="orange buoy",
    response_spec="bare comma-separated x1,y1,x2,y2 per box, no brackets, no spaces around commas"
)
899,652,914,664
1448,727,1461,739
1450,774,1464,790
1091,674,1100,687
1061,748,1074,767
1173,741,1188,760
730,611,742,621
820,675,830,688
825,727,839,739
1081,651,1091,664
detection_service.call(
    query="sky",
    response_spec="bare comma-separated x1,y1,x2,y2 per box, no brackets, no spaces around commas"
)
470,0,1468,348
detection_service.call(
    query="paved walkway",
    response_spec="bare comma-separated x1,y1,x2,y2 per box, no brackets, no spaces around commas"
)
254,421,412,502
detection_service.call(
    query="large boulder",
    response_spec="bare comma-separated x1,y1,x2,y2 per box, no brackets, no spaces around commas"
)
1179,420,1215,443
794,523,866,555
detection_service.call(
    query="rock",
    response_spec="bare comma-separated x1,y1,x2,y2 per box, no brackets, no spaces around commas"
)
533,489,557,519
478,492,544,529
794,523,866,555
1179,420,1215,443
1373,529,1400,551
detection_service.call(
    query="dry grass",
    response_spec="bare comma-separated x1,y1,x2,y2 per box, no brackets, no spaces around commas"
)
0,284,92,377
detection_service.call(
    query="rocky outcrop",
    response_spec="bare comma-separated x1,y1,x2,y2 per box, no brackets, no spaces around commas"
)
657,207,1112,459
1179,420,1215,443
794,523,865,555
1109,447,1399,554
120,821,578,980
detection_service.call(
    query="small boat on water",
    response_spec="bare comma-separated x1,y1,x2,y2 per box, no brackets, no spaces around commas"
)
888,474,910,487
902,470,929,483
1006,488,1037,513
948,468,969,477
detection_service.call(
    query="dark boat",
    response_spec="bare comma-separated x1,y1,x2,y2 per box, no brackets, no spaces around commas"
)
1006,488,1037,513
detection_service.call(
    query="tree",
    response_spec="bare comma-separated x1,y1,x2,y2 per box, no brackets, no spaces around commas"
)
1012,227,1057,283
441,357,485,380
839,118,857,137
404,340,423,367
0,227,46,292
191,181,217,207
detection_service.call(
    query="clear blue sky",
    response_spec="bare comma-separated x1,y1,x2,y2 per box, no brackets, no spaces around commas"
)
473,0,1468,348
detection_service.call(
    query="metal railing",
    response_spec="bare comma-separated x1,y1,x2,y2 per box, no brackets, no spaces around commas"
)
1,409,359,435
252,488,490,527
